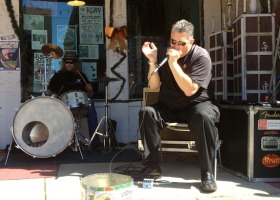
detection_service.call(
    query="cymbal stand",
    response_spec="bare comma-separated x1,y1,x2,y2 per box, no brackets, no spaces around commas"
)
87,81,113,152
40,55,51,93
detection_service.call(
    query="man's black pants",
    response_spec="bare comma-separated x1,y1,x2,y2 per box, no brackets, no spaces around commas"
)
139,101,220,173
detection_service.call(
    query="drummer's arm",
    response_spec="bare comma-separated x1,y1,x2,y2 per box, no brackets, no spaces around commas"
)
82,74,94,98
85,84,94,98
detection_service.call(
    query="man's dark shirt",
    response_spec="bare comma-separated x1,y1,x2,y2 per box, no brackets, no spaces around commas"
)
48,70,89,96
158,44,215,111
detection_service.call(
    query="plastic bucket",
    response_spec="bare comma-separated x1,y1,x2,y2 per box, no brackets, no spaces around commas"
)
80,173,134,200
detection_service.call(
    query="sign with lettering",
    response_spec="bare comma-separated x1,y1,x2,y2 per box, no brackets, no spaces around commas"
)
79,6,104,44
258,119,280,130
262,154,280,168
258,110,280,130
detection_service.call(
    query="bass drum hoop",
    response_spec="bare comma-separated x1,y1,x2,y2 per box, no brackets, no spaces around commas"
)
12,96,75,158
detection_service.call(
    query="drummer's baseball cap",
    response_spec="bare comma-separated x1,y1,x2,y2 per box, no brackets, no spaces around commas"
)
63,51,78,61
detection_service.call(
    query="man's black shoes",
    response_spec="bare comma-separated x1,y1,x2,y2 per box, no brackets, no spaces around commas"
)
201,171,217,192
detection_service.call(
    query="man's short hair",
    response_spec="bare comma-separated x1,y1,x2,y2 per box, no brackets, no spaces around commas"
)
171,19,194,38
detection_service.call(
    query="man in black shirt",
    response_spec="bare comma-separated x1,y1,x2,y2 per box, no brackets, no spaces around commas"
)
139,19,220,192
48,51,100,147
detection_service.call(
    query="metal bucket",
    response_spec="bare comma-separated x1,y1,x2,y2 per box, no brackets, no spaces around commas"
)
80,173,134,200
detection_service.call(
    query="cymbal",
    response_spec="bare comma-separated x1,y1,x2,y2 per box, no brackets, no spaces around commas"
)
92,75,120,83
41,44,63,59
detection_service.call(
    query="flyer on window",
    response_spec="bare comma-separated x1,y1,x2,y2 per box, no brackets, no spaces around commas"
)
33,53,53,83
79,6,104,44
0,41,20,71
79,45,99,59
31,30,47,50
82,62,97,81
23,14,44,30
57,25,77,51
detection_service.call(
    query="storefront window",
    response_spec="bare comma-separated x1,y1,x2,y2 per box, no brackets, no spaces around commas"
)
20,0,106,102
19,0,201,101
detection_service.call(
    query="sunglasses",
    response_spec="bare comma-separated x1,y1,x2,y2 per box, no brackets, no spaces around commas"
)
65,61,75,64
170,39,187,46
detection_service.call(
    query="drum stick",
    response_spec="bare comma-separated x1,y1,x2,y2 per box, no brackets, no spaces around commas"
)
77,70,88,85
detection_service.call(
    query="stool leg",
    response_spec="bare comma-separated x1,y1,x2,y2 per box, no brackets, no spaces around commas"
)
159,137,163,163
214,146,217,181
213,135,221,181
218,140,223,172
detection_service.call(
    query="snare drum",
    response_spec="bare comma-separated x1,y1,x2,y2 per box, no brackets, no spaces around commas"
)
59,90,90,118
12,96,75,158
59,90,90,109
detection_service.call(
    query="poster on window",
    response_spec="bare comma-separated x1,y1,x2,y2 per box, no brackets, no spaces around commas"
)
82,62,97,81
57,25,77,51
33,52,55,92
0,41,20,71
23,14,44,30
33,53,53,83
79,6,104,44
79,45,99,59
31,30,47,50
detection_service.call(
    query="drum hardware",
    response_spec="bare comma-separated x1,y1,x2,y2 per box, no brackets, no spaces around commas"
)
59,90,90,118
58,90,92,155
41,43,63,59
65,116,85,159
40,43,63,92
75,116,90,143
72,123,84,159
5,136,13,166
87,75,120,152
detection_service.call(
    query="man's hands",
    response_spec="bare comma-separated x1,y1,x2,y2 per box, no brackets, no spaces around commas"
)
142,42,158,63
85,84,94,98
167,48,182,65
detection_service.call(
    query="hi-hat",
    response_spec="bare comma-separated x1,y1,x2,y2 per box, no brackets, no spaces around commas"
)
41,44,63,59
92,75,120,84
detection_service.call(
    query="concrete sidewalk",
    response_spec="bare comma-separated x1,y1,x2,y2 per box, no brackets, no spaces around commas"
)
0,153,280,200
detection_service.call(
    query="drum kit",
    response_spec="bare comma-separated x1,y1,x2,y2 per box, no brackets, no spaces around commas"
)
4,43,120,165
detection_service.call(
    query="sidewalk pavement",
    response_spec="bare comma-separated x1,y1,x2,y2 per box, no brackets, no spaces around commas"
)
0,153,280,200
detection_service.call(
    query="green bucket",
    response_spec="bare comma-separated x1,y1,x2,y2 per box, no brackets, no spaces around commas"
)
80,173,134,200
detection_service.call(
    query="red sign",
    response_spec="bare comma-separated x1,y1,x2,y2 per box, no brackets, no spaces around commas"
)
262,154,280,168
258,120,267,130
264,131,279,135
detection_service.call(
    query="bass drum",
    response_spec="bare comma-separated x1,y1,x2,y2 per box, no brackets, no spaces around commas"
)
12,96,75,158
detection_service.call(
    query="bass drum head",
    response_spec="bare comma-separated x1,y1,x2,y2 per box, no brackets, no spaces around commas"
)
12,96,75,158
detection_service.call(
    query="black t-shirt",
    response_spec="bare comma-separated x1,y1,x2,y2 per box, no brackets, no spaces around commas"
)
158,44,215,111
48,70,89,96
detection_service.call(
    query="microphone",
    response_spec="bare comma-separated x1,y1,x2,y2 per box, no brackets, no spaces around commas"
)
151,56,168,76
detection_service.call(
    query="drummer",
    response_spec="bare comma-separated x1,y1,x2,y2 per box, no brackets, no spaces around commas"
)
48,51,101,149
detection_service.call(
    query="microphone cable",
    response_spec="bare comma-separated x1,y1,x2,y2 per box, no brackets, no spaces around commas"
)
109,75,154,175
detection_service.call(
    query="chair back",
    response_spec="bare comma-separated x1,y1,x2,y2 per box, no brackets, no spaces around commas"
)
142,87,160,107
